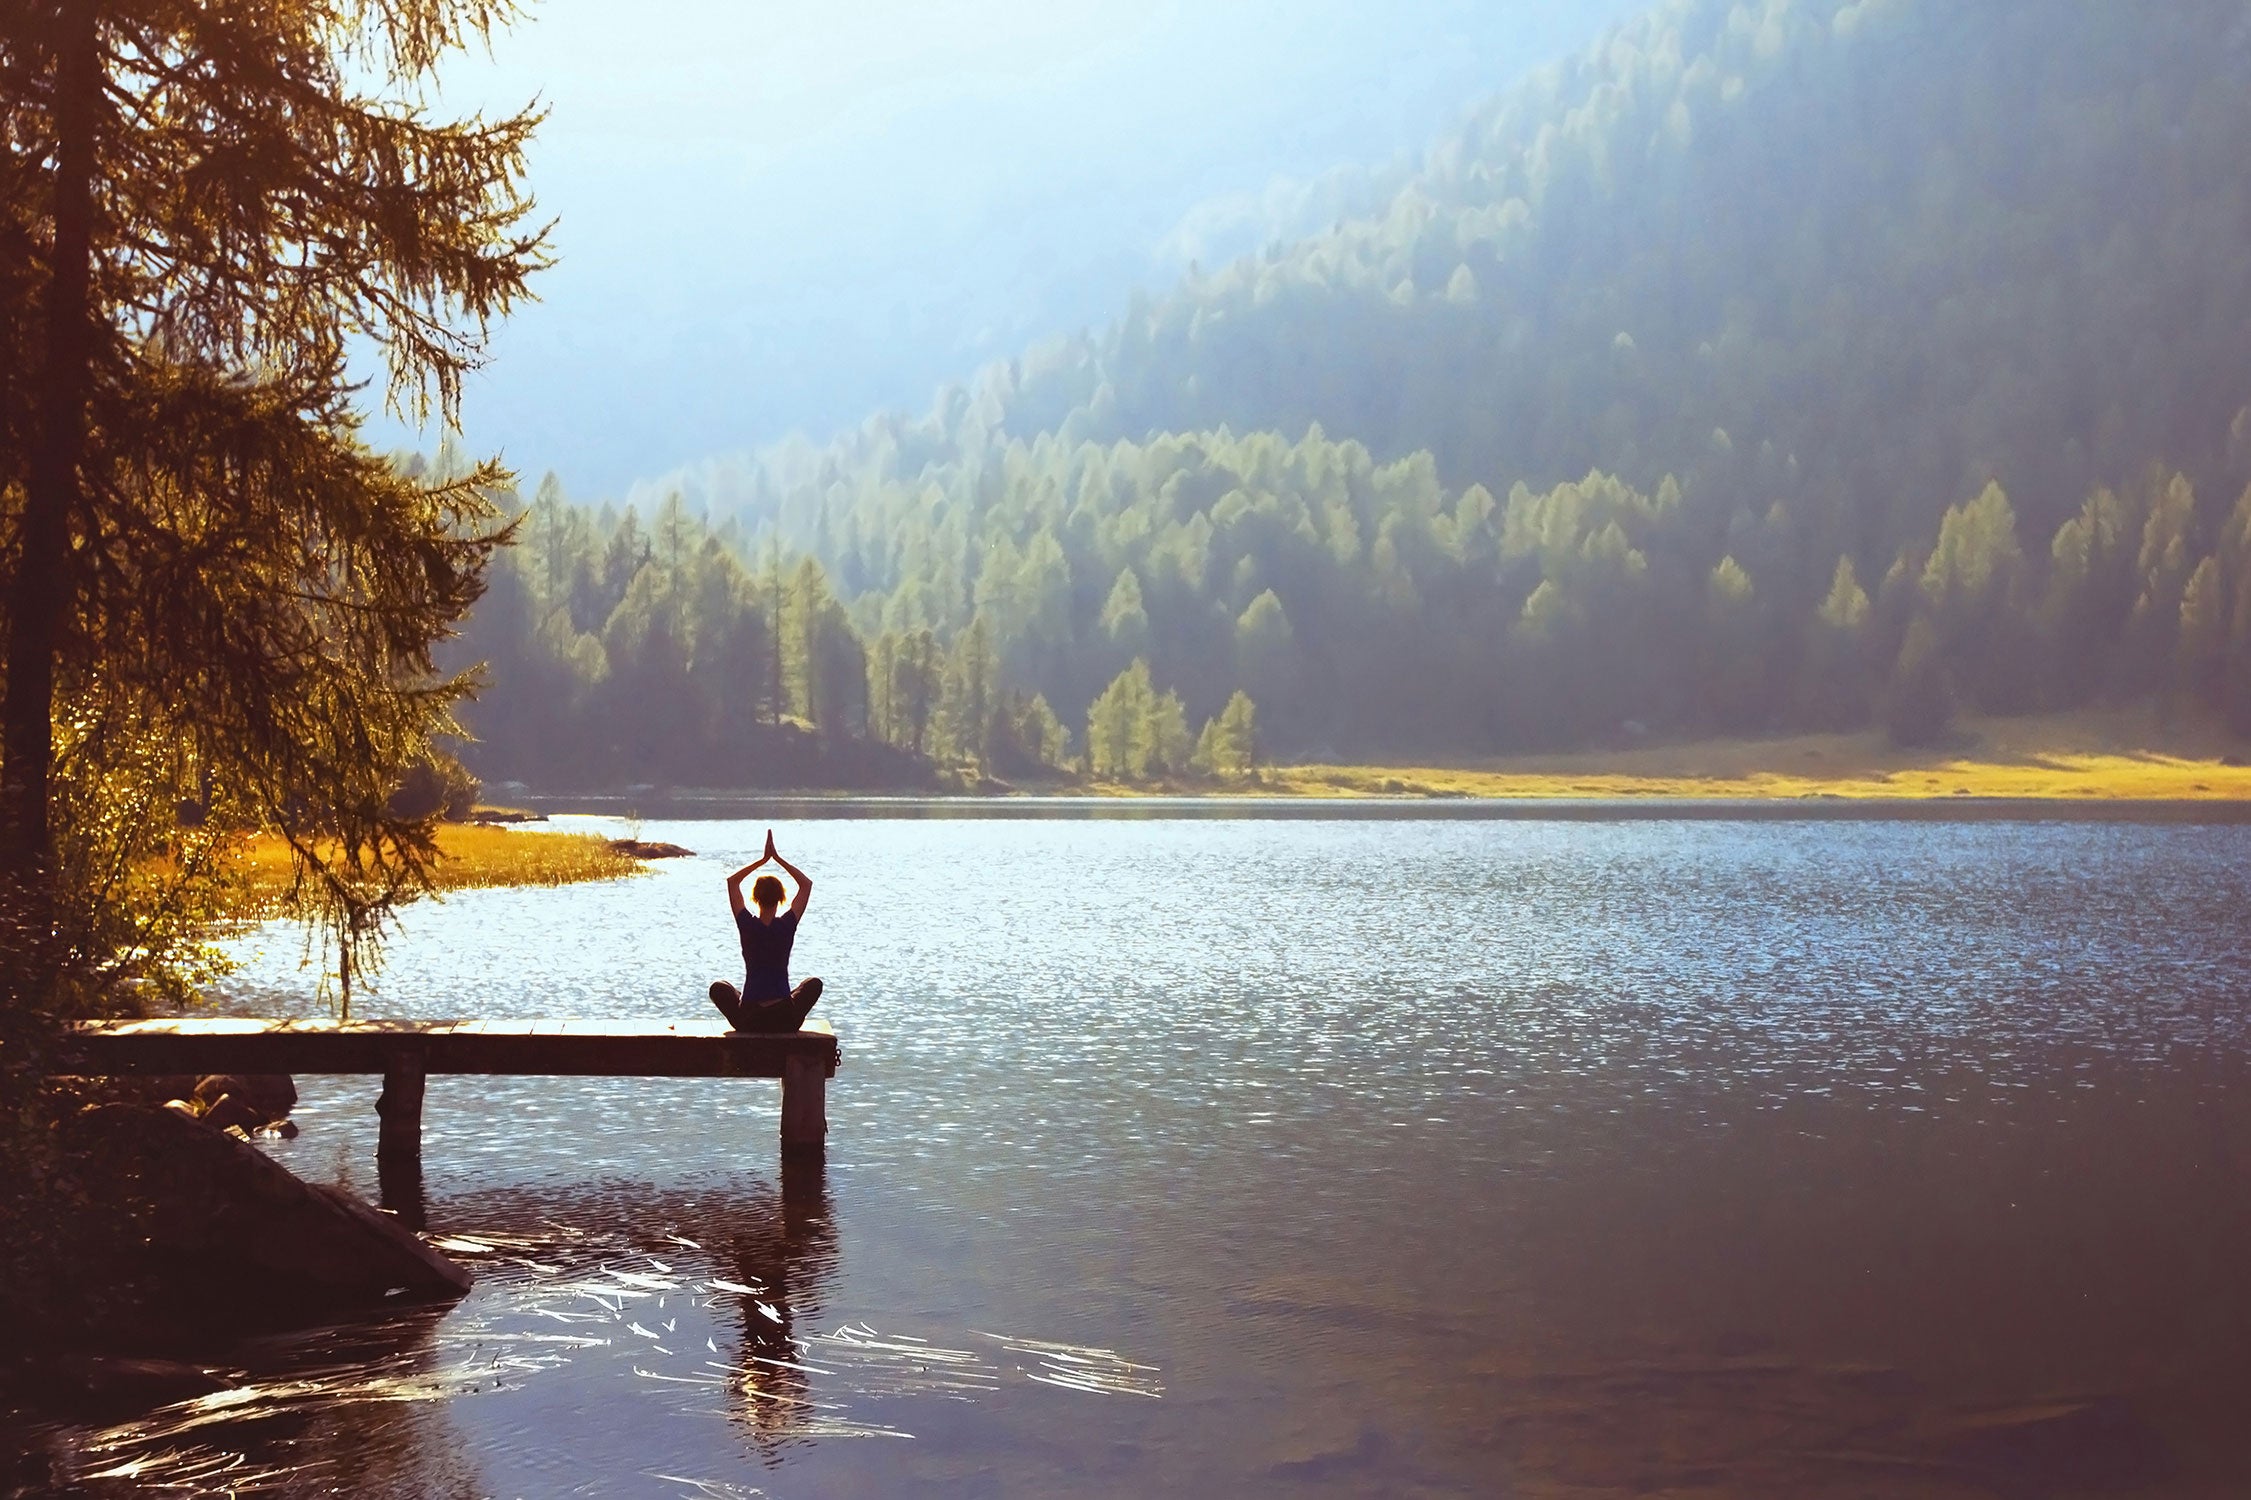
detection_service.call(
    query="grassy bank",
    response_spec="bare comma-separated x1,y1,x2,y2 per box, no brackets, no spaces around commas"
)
1260,710,2251,801
225,823,643,917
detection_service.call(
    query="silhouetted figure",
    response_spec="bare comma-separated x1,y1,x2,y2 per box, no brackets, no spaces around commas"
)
709,828,823,1032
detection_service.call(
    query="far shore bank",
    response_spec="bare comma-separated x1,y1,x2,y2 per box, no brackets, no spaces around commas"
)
1259,711,2251,803
486,709,2251,811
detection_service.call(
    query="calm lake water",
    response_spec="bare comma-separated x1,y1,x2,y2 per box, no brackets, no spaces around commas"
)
17,810,2251,1497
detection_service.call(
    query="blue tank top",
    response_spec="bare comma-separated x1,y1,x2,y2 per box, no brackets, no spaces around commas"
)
734,908,799,1002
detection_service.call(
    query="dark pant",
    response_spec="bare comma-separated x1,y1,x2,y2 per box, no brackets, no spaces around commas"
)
709,977,823,1033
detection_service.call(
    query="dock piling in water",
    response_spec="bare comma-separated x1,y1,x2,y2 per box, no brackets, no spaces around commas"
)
375,1049,426,1160
780,1050,827,1156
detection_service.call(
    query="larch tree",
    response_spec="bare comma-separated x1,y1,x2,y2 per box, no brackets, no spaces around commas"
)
1099,567,1150,655
1086,659,1152,778
0,0,549,1034
1800,555,1871,729
1129,671,1189,780
1192,690,1257,778
937,614,996,765
2177,556,2227,701
886,629,941,756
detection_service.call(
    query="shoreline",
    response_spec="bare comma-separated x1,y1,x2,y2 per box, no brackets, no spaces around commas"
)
487,712,2251,817
517,793,2251,823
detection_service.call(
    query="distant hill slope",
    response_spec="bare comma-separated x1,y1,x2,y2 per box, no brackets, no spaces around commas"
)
981,0,2251,555
461,0,2251,780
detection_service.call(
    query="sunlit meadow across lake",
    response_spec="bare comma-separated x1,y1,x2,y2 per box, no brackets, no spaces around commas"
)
23,810,2251,1497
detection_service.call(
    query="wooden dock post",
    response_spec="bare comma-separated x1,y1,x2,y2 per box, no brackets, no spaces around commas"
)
378,1152,427,1232
375,1048,426,1160
779,1050,827,1156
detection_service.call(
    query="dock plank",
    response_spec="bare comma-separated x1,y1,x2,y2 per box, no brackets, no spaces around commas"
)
55,1018,839,1080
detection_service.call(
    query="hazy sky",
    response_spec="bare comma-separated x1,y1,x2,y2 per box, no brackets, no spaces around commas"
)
382,0,1642,494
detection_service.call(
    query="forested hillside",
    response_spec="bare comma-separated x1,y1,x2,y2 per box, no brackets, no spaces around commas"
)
455,0,2251,786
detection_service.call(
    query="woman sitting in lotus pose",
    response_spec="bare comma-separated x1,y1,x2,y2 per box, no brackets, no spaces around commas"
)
710,829,822,1032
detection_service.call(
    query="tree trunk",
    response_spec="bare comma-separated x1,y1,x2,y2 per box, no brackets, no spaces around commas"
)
0,1,100,1017
768,541,783,728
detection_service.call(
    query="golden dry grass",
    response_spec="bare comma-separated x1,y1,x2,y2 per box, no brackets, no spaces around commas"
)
1124,708,2251,801
224,822,643,917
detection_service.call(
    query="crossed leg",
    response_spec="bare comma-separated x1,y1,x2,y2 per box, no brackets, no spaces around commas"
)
709,977,823,1033
708,980,750,1030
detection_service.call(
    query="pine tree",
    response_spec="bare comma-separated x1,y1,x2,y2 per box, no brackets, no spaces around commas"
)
893,631,943,756
1141,687,1192,778
1800,556,1872,729
1086,660,1156,778
1233,589,1296,711
938,616,997,766
811,598,869,739
766,535,786,729
1883,616,1954,747
1020,693,1072,767
1100,567,1152,655
2123,473,2199,687
2218,486,2251,733
0,0,548,1018
781,556,829,725
1921,482,2023,619
988,692,1071,774
1703,555,1766,729
1192,718,1223,777
2178,556,2228,704
1193,691,1258,777
866,631,900,746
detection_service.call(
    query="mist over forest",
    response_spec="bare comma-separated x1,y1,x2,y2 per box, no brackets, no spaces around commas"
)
447,0,2251,790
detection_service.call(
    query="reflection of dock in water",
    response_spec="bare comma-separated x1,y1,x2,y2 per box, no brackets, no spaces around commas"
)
720,1155,839,1457
18,1167,850,1490
22,1152,1163,1490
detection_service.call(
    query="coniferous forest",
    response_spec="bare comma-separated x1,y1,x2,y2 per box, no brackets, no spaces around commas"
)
449,0,2251,788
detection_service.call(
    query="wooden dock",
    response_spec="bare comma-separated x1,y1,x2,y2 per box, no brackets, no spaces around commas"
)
55,1017,841,1159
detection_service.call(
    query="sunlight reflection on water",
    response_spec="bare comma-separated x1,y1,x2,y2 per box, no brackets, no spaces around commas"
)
23,814,2251,1496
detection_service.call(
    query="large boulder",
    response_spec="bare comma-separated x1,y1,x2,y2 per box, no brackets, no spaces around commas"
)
190,1072,297,1133
51,1104,468,1334
609,837,694,859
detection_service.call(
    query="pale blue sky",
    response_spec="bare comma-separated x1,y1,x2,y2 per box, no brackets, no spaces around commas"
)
381,0,1642,493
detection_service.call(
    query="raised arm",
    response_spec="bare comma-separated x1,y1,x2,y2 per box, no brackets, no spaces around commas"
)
724,851,770,915
769,843,812,919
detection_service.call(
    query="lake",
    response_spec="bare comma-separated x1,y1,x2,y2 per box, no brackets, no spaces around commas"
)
16,809,2251,1497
